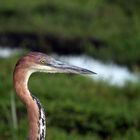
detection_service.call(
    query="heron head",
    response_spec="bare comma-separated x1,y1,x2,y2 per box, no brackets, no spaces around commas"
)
17,52,96,75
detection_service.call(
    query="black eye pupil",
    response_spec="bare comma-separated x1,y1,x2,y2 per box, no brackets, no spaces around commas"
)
41,60,45,63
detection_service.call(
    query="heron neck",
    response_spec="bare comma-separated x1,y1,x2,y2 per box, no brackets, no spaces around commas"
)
13,67,40,140
13,67,31,103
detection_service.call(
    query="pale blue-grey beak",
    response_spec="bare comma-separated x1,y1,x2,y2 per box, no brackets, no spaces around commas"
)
47,59,97,74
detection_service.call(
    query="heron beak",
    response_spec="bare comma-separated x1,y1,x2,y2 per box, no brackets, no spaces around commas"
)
47,59,97,74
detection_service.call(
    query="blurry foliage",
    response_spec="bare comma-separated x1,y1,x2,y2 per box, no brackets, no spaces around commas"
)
0,54,140,140
0,0,140,69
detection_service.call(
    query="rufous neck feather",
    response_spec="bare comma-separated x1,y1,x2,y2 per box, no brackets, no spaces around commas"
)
13,66,43,140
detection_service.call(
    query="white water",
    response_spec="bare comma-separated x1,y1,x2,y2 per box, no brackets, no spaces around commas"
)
0,48,139,86
0,47,20,58
59,55,139,86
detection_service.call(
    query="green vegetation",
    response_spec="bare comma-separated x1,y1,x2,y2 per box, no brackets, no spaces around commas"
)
0,53,140,140
0,0,140,69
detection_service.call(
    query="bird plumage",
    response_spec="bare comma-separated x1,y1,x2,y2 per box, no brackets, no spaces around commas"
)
32,96,46,140
13,52,96,140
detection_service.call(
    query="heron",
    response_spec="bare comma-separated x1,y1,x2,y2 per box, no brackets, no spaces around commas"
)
13,52,96,140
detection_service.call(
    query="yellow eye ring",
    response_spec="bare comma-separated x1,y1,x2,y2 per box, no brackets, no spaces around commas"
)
40,59,45,64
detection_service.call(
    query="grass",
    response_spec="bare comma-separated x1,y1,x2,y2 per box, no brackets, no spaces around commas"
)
0,53,140,140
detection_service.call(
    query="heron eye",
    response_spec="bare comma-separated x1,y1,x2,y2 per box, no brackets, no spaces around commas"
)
40,59,45,64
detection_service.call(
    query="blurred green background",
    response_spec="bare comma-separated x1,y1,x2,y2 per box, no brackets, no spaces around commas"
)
0,0,140,139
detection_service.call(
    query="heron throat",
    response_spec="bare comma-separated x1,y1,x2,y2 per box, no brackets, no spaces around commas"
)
32,95,46,140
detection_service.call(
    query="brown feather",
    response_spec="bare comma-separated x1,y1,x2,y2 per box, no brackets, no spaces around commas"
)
13,55,40,140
